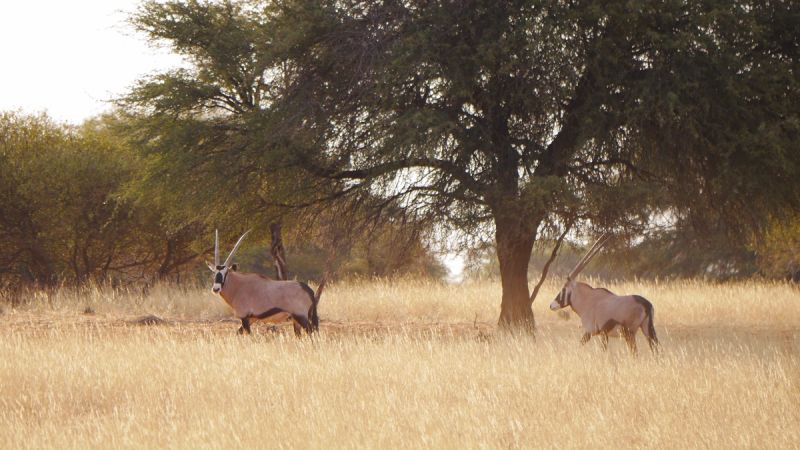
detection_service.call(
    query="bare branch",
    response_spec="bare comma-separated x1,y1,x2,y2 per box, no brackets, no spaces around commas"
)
529,220,574,303
302,156,486,197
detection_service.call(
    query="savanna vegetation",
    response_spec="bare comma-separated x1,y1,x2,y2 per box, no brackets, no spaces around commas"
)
0,112,443,289
1,279,798,448
120,0,800,329
1,1,799,446
1,0,798,326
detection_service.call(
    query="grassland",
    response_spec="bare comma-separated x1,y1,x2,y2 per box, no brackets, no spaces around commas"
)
1,278,798,449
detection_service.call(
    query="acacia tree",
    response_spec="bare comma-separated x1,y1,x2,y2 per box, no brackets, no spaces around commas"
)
126,0,799,330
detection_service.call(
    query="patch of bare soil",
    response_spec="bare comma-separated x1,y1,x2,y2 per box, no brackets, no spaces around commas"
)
0,312,797,352
129,315,168,326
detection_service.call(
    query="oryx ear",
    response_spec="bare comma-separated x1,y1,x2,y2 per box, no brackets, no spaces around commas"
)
206,261,216,272
230,263,239,271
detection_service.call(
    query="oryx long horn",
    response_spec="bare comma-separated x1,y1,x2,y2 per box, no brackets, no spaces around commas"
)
223,229,252,267
571,233,610,276
574,234,607,268
214,229,219,267
575,233,610,274
568,233,610,279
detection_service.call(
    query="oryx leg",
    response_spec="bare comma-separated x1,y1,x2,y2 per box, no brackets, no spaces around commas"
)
292,322,302,337
598,320,618,352
580,332,591,345
291,314,313,336
599,332,609,351
238,317,252,335
622,327,637,355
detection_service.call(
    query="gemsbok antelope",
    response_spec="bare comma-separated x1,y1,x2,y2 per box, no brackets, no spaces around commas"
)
207,230,322,337
549,234,659,354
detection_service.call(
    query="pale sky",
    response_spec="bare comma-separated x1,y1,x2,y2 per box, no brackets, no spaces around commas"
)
0,0,183,124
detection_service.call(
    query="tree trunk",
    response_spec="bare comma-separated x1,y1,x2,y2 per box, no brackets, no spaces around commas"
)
270,223,288,280
28,242,56,287
495,213,538,333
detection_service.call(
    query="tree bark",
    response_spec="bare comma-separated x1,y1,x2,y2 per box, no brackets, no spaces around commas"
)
270,223,288,280
495,212,538,333
28,242,56,287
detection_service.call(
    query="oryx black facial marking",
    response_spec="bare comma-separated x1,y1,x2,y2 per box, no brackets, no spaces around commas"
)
551,284,574,311
212,266,229,294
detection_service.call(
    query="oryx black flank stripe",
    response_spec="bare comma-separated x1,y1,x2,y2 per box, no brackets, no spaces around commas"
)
252,307,286,320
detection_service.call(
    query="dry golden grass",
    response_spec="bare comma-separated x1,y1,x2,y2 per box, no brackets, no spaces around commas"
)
1,278,798,449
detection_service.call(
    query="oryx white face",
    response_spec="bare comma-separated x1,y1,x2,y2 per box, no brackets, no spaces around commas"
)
208,264,230,294
208,229,249,294
550,280,574,311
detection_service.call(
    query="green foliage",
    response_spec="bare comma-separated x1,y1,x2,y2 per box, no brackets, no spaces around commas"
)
753,214,800,281
125,0,798,238
0,112,205,286
238,233,446,281
0,112,126,284
122,0,800,317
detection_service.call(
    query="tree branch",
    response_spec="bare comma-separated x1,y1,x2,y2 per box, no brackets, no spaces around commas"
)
302,156,487,196
529,220,574,303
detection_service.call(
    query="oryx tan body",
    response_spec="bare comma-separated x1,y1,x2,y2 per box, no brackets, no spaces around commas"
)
219,272,315,325
208,230,321,336
549,234,658,353
561,281,658,352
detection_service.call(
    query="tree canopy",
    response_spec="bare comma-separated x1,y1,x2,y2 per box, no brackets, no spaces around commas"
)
0,112,207,288
125,0,800,330
0,111,444,291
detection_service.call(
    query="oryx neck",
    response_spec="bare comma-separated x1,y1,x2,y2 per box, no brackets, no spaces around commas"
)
219,271,242,305
568,282,593,315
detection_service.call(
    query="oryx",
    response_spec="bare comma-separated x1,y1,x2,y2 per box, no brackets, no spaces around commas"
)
207,230,322,336
549,234,659,353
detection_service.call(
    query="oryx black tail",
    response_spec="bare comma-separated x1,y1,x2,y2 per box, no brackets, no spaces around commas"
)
299,281,320,333
634,295,659,351
310,279,326,332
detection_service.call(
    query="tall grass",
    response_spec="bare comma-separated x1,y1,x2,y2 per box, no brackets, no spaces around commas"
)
1,279,798,448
